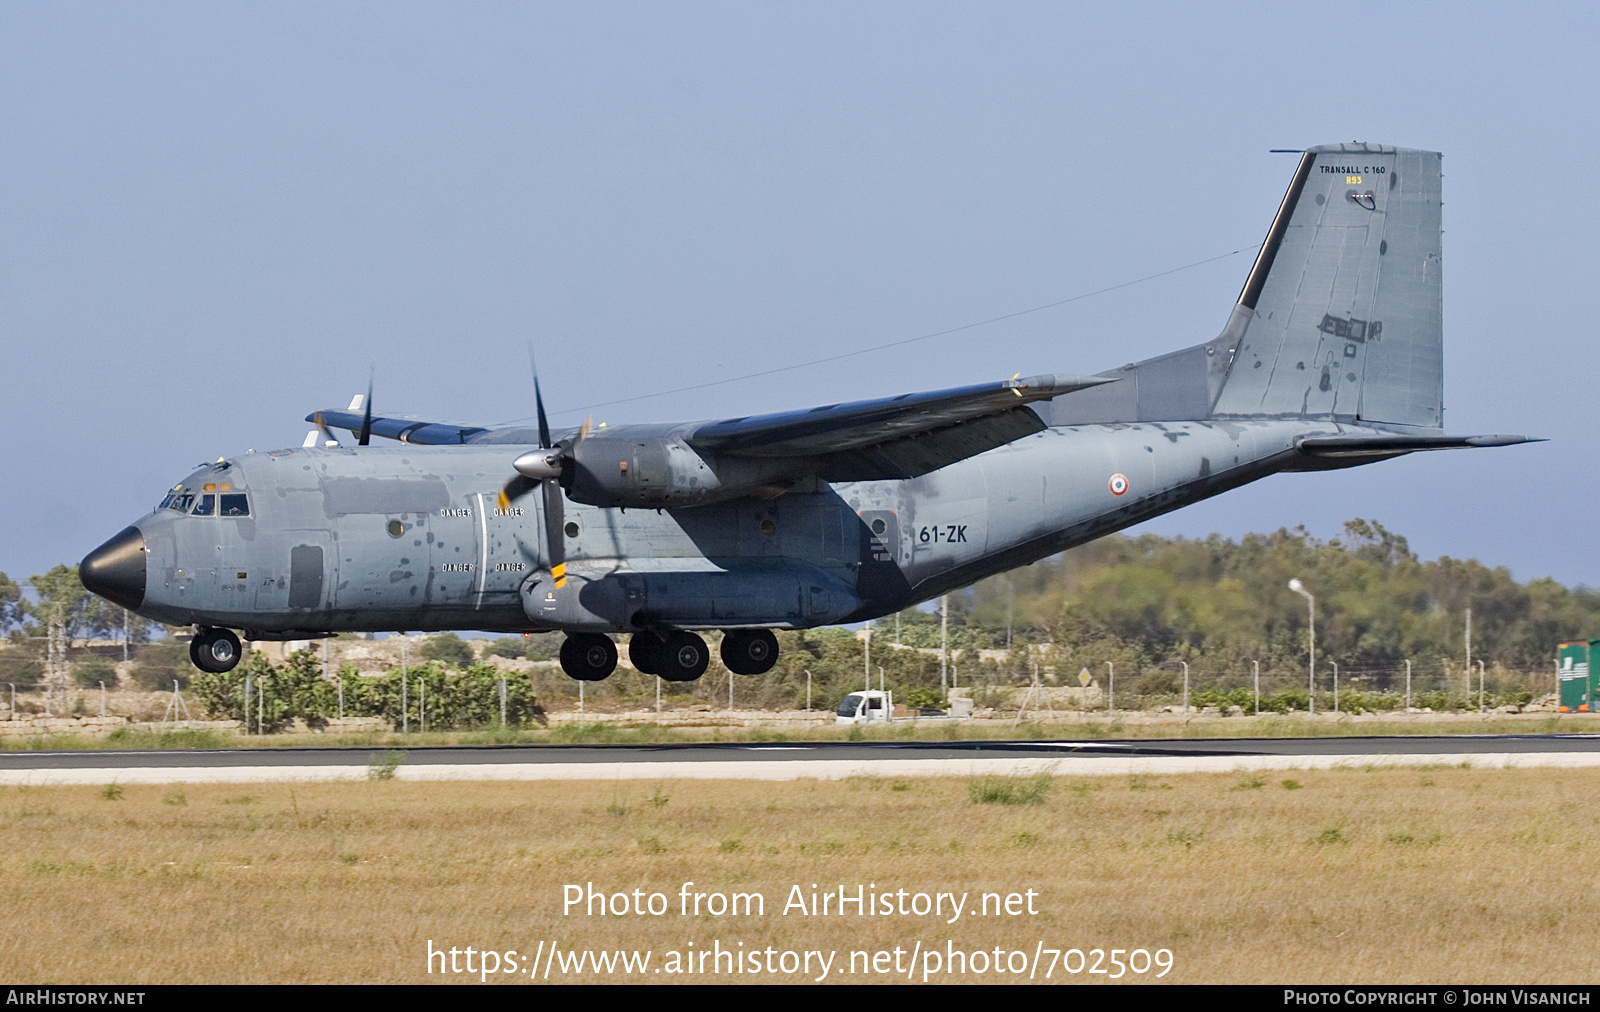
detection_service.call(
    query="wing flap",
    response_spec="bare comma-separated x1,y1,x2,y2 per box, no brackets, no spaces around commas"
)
816,408,1048,481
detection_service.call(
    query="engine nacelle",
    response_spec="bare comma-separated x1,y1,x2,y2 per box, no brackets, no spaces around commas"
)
562,428,803,509
565,432,719,507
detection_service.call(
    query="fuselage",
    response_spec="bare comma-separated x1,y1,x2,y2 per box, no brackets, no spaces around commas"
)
91,416,1348,639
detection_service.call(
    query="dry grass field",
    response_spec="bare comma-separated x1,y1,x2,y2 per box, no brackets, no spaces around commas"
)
3,766,1599,984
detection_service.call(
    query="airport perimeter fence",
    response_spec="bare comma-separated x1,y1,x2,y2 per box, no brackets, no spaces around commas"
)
189,652,546,732
1039,660,1550,715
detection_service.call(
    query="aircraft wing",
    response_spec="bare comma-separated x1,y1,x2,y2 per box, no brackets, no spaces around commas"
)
689,373,1112,480
307,372,1115,481
306,410,492,445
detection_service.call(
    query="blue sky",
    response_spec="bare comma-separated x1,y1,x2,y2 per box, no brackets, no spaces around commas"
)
2,3,1594,586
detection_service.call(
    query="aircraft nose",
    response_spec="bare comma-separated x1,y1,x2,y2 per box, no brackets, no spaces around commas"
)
80,526,146,611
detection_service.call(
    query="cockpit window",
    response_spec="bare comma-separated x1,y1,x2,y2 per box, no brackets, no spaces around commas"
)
162,493,195,513
192,494,215,516
219,493,250,517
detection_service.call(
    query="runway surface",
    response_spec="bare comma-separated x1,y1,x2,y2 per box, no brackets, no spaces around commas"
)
3,735,1600,783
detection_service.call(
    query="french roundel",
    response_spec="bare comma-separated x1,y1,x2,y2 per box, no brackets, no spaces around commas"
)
1108,473,1129,496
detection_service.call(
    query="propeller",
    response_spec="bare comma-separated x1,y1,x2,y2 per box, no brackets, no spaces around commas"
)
498,346,582,588
310,412,339,447
358,365,374,446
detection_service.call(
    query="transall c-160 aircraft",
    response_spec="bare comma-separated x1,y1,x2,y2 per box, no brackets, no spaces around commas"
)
80,143,1536,683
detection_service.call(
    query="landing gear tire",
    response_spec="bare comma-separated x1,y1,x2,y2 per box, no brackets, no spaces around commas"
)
628,631,666,675
560,633,617,681
190,628,242,673
720,629,779,675
657,631,710,682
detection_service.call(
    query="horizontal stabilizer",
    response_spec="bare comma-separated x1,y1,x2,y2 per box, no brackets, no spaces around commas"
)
1296,432,1543,460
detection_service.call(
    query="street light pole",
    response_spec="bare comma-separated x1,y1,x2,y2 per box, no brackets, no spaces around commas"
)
940,595,950,692
1289,579,1316,716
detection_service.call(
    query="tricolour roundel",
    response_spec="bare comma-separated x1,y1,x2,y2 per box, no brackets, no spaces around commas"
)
1108,473,1129,496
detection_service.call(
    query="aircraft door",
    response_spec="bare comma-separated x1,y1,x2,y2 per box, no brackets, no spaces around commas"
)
425,495,482,607
286,539,333,612
477,493,533,608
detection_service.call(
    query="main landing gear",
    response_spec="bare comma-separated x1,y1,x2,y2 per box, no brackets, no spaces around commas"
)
557,628,781,682
627,630,710,682
558,633,618,681
190,627,243,673
720,629,779,675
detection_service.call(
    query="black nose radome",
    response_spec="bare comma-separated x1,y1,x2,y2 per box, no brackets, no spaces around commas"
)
80,526,146,611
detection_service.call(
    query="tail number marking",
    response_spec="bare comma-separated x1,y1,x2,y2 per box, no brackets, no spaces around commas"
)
918,525,968,544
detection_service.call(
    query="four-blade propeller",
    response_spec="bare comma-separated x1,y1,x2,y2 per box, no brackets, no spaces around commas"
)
496,349,580,588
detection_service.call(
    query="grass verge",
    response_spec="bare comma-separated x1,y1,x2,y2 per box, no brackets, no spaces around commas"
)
0,767,1595,983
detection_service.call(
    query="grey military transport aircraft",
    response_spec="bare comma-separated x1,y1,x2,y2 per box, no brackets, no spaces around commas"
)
81,143,1535,683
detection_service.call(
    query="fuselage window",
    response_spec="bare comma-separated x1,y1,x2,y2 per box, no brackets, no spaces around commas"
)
192,493,215,516
219,493,250,517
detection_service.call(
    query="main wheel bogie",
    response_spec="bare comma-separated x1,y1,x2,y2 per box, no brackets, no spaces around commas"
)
559,632,618,680
720,628,779,675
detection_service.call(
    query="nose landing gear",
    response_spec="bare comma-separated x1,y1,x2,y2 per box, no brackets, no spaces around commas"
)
190,627,243,673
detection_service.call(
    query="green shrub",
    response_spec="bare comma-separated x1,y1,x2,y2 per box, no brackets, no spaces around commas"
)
72,654,117,689
0,648,43,685
129,641,188,691
483,635,561,661
484,638,528,659
367,749,405,780
420,633,475,668
190,652,544,731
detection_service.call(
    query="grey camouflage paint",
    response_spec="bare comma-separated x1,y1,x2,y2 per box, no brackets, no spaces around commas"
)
93,144,1528,641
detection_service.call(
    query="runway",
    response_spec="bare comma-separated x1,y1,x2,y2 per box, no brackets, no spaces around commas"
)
3,734,1600,784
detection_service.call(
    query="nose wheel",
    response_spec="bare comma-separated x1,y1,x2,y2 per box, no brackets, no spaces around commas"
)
559,633,618,681
190,628,243,673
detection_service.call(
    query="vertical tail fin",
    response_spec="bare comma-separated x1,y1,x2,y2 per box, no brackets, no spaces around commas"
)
1052,143,1443,428
1210,143,1443,427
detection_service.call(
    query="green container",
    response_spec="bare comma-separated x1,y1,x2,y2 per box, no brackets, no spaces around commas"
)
1559,642,1590,712
1589,641,1600,712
